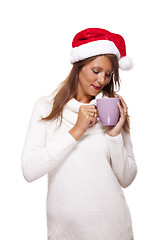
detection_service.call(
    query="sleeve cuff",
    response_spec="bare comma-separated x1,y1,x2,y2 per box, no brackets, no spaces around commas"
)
105,132,123,143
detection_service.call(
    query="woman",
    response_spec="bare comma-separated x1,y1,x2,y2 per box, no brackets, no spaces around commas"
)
21,28,137,240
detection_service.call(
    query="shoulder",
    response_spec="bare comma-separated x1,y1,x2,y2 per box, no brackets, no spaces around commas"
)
32,83,62,117
33,92,56,118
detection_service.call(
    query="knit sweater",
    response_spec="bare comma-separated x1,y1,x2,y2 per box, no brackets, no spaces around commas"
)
21,92,137,240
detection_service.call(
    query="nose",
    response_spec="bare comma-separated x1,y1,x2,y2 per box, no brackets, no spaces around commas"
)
97,73,105,84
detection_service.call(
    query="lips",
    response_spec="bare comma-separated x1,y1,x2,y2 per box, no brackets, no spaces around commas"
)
92,84,101,90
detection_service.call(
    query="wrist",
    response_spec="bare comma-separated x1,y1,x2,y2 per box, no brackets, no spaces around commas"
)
106,133,120,137
105,130,121,137
69,125,85,141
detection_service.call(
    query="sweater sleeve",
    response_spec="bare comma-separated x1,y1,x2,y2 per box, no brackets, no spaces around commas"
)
21,97,77,183
105,129,137,188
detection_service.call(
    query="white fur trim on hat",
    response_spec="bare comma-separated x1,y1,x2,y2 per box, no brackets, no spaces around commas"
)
70,40,121,63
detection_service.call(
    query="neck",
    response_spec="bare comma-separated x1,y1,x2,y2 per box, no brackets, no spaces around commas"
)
75,95,95,104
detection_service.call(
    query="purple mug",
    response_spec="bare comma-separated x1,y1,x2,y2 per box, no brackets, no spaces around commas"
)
94,98,120,126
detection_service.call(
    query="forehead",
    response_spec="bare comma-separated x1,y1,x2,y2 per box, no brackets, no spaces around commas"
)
85,55,113,70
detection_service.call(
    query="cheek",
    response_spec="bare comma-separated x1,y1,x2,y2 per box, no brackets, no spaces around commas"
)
79,70,94,85
84,72,95,84
105,79,110,85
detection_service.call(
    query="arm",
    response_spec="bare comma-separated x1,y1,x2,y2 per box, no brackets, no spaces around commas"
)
21,97,77,183
105,129,137,188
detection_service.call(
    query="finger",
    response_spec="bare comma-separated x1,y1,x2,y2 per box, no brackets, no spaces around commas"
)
116,95,128,113
86,105,97,109
88,107,98,114
89,112,98,118
81,106,97,115
117,102,126,119
80,105,97,111
115,94,124,103
88,109,98,115
89,116,97,127
117,95,127,107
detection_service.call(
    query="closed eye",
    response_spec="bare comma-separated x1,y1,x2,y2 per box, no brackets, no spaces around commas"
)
105,71,114,78
92,68,114,77
92,69,99,74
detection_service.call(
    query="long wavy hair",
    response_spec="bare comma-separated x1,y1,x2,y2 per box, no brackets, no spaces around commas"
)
41,54,130,133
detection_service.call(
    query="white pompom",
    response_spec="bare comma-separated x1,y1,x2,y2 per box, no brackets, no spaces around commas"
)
119,56,133,70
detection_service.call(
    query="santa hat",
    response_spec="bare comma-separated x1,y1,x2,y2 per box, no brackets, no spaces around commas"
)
70,28,132,70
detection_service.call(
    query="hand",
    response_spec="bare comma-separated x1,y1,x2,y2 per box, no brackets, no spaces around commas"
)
105,94,128,137
75,105,98,133
69,105,98,140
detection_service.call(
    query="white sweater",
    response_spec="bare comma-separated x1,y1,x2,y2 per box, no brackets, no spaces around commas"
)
21,92,137,240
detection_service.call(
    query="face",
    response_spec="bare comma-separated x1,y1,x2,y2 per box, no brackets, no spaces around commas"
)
77,55,113,103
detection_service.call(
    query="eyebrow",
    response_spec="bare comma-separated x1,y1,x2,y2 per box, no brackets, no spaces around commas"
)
93,66,113,72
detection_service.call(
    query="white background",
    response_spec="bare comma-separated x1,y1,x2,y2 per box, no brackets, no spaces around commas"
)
0,0,159,239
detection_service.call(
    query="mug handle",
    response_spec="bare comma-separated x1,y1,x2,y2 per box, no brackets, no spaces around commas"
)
93,104,100,121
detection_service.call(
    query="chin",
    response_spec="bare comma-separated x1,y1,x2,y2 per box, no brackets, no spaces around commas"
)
88,87,102,98
93,89,101,95
90,92,100,98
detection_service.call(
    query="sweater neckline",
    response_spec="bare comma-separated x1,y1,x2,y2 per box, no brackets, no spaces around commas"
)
61,91,107,134
66,91,104,112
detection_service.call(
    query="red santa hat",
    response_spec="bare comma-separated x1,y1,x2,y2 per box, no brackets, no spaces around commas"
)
70,28,132,70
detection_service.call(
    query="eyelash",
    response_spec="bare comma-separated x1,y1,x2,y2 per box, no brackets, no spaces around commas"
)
106,73,112,77
92,70,113,77
92,70,99,74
